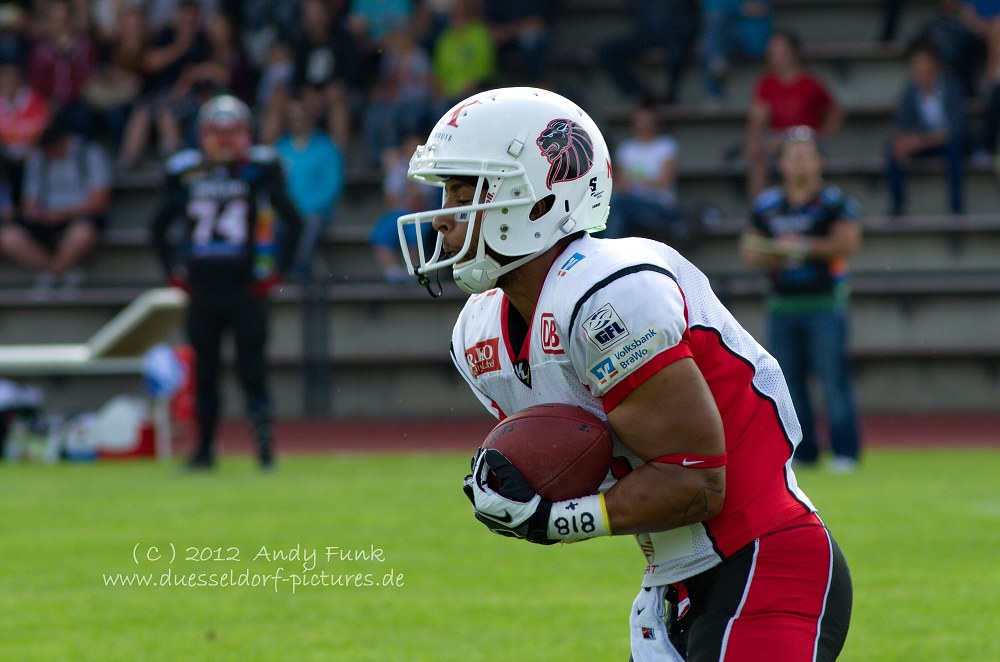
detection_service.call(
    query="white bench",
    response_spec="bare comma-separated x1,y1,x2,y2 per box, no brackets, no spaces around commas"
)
0,288,188,460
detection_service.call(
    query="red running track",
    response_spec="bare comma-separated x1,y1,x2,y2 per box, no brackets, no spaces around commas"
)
175,414,999,456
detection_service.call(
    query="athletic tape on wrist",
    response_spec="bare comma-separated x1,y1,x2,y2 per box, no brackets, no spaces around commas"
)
547,493,611,543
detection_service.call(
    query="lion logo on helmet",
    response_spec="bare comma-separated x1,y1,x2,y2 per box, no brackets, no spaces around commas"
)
536,119,595,190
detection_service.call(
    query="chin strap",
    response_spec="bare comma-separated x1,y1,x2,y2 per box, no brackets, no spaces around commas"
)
417,270,443,298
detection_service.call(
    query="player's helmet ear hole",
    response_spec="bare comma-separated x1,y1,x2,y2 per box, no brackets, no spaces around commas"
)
529,194,556,221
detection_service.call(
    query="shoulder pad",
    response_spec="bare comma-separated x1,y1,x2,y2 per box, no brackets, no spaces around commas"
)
165,149,202,175
820,185,845,203
753,186,784,211
249,145,279,164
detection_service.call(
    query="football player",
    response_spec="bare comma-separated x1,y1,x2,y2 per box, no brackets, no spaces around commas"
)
398,88,852,661
151,94,303,470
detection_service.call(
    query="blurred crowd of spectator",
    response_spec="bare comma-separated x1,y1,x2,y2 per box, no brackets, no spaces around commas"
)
1,0,1000,290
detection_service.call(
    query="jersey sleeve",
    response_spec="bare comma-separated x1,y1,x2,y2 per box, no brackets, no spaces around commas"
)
566,267,692,412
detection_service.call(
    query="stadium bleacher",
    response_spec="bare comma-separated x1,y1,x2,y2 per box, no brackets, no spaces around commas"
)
2,0,998,419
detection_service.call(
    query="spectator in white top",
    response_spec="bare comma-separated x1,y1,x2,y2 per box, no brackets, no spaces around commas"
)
603,100,687,244
0,113,112,291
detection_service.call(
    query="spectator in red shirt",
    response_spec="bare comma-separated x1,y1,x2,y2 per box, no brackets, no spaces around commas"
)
745,29,843,196
28,0,99,135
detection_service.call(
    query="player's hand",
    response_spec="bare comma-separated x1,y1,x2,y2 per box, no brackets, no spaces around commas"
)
462,448,555,545
250,273,282,298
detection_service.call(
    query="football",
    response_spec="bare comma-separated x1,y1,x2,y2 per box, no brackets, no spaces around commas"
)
481,403,613,502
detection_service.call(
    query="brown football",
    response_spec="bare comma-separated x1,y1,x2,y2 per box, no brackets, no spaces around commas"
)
482,403,613,501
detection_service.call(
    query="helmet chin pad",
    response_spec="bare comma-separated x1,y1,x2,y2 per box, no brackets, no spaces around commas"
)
452,254,503,294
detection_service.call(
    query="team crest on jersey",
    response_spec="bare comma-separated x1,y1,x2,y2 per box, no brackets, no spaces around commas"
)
539,313,563,354
557,252,585,276
465,338,500,377
513,358,532,388
583,303,629,351
536,119,594,190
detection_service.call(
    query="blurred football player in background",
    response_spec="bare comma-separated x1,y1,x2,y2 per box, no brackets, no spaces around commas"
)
741,126,863,473
151,95,303,470
399,88,852,660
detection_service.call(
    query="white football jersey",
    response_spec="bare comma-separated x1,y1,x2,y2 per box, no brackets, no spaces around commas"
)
451,234,816,585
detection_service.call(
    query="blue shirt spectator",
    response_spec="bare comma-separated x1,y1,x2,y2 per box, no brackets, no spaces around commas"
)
276,99,345,280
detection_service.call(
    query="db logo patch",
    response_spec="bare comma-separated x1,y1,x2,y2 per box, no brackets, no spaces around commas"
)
464,338,500,377
583,303,629,351
540,313,563,354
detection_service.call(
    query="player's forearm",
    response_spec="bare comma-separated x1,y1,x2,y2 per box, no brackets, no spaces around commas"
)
603,463,725,535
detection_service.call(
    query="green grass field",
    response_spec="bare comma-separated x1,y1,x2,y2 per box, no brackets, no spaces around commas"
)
1,447,998,661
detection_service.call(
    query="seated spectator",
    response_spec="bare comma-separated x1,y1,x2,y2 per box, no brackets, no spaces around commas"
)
602,100,688,245
596,0,700,105
484,0,551,86
362,22,435,166
886,38,972,216
699,0,772,104
0,114,112,291
275,98,345,281
82,5,147,151
27,0,99,135
433,0,496,107
189,11,255,104
369,133,436,283
265,0,362,149
117,0,209,168
0,61,49,206
745,29,842,197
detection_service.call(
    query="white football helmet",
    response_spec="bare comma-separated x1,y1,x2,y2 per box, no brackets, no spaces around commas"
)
197,94,252,163
398,87,612,294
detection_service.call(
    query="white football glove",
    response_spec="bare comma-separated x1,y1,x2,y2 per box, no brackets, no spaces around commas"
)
462,448,555,545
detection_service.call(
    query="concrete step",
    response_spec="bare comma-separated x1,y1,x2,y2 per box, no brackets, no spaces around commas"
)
3,270,996,353
19,346,998,418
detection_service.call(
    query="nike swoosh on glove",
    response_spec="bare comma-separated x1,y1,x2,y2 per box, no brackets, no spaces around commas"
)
462,448,555,545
